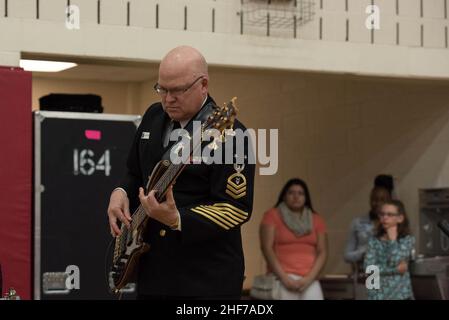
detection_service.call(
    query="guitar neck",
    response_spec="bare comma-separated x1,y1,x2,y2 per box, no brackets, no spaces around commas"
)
131,162,186,230
153,162,186,202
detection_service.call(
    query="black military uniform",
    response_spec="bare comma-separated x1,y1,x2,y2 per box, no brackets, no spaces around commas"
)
120,96,255,298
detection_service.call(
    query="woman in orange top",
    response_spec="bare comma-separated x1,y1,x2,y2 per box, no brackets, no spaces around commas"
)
260,178,327,300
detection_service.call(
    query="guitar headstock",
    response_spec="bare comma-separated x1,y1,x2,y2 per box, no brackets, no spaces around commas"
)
204,97,238,133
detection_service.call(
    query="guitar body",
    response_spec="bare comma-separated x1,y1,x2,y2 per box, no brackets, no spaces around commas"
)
110,160,170,292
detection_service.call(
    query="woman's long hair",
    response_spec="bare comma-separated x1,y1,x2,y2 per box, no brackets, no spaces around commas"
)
275,178,315,212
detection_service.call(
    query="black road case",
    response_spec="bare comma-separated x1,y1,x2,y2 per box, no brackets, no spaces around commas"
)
34,111,140,300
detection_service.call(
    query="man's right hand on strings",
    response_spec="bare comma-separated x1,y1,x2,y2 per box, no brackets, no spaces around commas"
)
107,189,132,237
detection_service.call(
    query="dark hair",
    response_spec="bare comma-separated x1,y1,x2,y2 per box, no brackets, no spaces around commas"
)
275,178,314,212
374,174,394,196
376,199,411,239
369,186,392,221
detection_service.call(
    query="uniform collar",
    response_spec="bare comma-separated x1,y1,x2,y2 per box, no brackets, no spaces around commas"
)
179,95,209,128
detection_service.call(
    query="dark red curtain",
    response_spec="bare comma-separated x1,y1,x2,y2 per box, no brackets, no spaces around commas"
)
0,66,32,299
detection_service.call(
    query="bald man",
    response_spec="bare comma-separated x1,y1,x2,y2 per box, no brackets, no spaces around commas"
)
107,46,255,299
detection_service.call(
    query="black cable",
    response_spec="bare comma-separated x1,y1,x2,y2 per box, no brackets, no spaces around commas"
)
104,237,120,299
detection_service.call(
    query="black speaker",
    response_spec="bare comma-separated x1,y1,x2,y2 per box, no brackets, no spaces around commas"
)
33,111,140,299
39,94,104,113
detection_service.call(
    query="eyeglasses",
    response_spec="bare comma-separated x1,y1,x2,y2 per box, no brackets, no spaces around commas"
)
153,76,204,97
378,212,400,218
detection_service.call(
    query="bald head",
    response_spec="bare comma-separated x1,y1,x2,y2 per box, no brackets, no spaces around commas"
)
156,46,209,122
159,46,208,80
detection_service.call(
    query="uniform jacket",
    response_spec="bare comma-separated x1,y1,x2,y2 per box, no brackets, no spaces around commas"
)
121,96,255,296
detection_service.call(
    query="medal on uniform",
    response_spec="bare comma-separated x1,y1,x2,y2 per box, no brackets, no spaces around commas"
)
226,163,247,199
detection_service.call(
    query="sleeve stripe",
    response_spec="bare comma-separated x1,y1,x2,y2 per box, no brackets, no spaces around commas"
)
191,208,230,230
200,205,244,224
199,207,239,226
212,203,248,216
207,206,246,223
212,205,247,220
205,205,246,222
197,207,238,226
192,207,235,228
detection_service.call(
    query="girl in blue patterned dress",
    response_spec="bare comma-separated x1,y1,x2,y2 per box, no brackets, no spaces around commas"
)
364,200,415,300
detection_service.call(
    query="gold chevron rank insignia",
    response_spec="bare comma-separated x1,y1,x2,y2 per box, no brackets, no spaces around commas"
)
226,164,246,199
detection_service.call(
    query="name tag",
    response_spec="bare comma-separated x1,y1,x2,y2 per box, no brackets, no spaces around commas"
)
141,132,150,140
